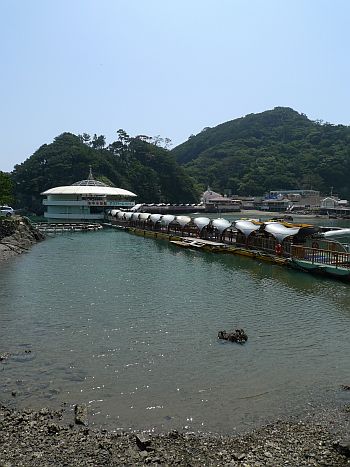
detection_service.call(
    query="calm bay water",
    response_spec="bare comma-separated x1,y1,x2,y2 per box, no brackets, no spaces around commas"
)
1,221,350,434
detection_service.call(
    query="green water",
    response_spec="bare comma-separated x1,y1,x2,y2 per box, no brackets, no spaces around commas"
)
0,226,349,434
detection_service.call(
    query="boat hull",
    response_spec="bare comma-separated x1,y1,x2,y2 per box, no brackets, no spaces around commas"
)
290,258,350,281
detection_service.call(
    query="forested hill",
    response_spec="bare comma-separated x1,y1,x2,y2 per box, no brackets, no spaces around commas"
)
172,107,350,198
12,131,198,214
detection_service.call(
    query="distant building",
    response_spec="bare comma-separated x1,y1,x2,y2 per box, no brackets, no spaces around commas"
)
239,196,256,210
320,197,350,216
41,169,137,222
260,189,320,212
201,188,241,212
260,198,291,212
321,197,342,209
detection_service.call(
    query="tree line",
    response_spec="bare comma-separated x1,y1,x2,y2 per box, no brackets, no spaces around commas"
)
2,107,350,213
9,130,198,214
0,172,14,205
172,107,350,199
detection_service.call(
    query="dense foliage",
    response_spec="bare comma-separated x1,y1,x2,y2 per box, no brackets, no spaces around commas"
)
11,131,198,214
0,172,14,205
172,107,350,198
9,107,350,213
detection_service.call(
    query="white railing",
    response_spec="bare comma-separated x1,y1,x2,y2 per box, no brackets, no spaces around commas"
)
106,201,135,207
43,200,88,206
44,213,104,219
43,200,135,207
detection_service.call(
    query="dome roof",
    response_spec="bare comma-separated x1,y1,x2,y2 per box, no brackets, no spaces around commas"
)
41,185,136,197
41,167,137,197
72,166,109,187
72,179,108,187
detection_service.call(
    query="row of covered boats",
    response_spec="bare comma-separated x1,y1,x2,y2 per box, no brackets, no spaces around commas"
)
106,210,350,282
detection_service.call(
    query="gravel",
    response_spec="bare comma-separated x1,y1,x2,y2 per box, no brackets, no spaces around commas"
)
0,403,349,466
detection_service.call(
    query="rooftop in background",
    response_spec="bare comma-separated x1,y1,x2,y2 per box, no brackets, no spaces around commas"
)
267,189,320,198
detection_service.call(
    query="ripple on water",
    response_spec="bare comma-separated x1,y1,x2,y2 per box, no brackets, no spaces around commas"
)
0,229,349,433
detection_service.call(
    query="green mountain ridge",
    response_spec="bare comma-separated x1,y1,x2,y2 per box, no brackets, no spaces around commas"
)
172,107,350,198
11,132,198,214
4,107,350,213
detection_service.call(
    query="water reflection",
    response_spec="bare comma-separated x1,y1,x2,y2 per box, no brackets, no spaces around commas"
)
0,229,349,434
152,235,348,303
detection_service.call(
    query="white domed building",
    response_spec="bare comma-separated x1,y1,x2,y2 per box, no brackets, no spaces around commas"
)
41,169,137,222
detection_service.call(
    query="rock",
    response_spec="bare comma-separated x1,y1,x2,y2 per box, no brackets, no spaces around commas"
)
0,353,11,362
47,423,60,434
334,438,350,457
74,404,88,426
232,452,246,461
0,217,44,262
218,328,248,343
135,434,152,451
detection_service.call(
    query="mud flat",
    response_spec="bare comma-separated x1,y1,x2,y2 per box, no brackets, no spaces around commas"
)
0,403,349,466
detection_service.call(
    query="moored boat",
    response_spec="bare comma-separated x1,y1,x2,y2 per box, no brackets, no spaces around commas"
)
170,237,228,252
106,211,350,282
291,258,350,281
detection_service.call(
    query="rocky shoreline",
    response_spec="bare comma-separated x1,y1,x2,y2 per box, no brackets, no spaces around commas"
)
0,402,349,466
0,217,44,262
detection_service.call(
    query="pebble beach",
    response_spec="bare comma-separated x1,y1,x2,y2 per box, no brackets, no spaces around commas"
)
0,402,349,466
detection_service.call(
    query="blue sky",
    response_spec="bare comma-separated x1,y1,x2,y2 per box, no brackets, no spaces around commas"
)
1,0,349,172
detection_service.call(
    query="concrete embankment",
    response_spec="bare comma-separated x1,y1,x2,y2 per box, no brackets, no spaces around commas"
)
0,217,44,261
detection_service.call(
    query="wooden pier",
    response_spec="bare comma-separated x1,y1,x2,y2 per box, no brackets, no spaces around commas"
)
32,223,103,234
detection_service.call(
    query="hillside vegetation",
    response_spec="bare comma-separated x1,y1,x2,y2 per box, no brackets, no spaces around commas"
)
12,131,198,214
0,171,14,205
8,108,350,213
172,107,350,198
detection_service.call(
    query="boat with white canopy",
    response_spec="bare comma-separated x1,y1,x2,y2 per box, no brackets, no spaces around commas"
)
107,209,350,281
193,217,211,232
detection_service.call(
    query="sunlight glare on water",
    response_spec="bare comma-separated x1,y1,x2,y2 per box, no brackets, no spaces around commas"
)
0,228,349,434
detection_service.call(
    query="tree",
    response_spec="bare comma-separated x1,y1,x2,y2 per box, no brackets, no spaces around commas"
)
116,129,130,146
78,133,91,145
11,130,199,214
91,134,106,150
0,171,14,205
